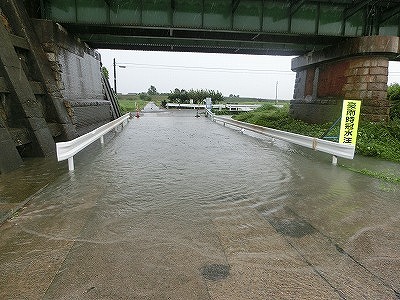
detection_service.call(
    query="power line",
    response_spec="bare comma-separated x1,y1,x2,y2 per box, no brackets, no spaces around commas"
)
117,61,400,77
118,62,295,75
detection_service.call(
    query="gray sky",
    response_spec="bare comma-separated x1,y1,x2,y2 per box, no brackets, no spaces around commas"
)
98,49,400,99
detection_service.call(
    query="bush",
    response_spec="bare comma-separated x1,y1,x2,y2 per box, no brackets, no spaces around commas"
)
139,93,151,101
388,83,400,119
356,120,400,161
234,103,328,137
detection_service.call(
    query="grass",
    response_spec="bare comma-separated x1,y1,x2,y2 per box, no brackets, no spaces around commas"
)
232,103,400,163
117,94,168,114
118,99,146,114
339,166,400,184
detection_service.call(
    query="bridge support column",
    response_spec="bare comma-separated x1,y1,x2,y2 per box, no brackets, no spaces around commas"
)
290,36,399,124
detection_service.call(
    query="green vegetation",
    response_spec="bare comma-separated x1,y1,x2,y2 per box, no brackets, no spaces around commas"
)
233,103,328,137
148,85,158,95
355,120,400,160
168,88,224,104
388,83,400,119
224,96,287,105
101,66,109,79
117,86,226,114
118,99,147,114
117,91,168,114
339,166,400,184
117,85,288,114
233,103,400,163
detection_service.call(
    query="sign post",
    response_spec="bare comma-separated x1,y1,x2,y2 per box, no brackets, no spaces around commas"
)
205,97,212,110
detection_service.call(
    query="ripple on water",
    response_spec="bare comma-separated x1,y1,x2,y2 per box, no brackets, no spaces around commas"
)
3,111,400,299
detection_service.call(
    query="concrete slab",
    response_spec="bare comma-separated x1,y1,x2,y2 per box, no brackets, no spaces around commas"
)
207,204,340,299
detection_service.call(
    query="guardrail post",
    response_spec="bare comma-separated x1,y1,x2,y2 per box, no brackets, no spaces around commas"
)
68,157,74,171
56,113,131,171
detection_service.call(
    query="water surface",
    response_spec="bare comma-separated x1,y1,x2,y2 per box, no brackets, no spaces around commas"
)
0,110,399,299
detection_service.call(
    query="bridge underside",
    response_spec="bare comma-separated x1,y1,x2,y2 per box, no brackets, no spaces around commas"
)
36,0,400,55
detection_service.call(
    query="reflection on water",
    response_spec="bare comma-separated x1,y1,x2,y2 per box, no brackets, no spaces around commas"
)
0,158,63,203
0,110,399,299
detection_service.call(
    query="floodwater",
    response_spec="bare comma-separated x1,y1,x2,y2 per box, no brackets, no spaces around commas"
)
0,110,399,299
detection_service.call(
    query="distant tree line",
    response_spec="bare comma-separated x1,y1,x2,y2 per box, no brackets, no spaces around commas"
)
167,88,224,104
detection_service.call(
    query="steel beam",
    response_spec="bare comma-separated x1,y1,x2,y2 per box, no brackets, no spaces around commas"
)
290,0,306,16
34,0,400,55
103,0,117,7
380,5,400,24
232,0,240,13
344,0,380,19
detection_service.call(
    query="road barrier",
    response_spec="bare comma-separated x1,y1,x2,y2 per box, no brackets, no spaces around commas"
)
205,109,355,164
56,113,131,171
166,103,262,111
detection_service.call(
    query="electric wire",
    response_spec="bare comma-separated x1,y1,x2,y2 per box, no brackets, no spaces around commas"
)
116,62,295,75
116,62,400,77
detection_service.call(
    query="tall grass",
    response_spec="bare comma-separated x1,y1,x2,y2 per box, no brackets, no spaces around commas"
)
233,103,400,162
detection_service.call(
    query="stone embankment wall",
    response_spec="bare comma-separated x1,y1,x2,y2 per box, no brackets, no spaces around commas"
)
33,20,112,136
0,1,114,173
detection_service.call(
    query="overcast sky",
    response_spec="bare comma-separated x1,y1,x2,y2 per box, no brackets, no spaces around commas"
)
98,49,400,100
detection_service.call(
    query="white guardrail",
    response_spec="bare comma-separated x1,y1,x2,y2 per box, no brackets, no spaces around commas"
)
56,113,131,171
166,103,262,111
205,109,355,165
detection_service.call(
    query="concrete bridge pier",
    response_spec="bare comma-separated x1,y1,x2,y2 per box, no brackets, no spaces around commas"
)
290,36,400,124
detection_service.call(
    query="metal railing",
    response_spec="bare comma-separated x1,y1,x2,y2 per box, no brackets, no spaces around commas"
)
56,113,131,171
205,109,355,164
166,103,261,111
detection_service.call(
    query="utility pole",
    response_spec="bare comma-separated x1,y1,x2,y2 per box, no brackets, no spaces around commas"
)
113,58,117,95
275,81,278,104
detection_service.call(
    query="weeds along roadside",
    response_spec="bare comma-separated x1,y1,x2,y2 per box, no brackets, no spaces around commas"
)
232,103,400,184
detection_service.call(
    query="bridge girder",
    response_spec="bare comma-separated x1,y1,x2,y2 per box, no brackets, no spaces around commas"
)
29,0,400,55
344,0,380,19
290,0,307,17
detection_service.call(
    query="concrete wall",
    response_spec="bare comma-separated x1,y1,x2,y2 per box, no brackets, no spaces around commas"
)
291,36,399,123
33,20,112,136
0,2,113,173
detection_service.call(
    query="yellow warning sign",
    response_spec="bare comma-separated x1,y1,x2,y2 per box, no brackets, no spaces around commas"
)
339,100,361,145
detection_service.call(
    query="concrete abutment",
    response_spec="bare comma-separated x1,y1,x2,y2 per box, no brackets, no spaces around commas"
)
290,36,399,124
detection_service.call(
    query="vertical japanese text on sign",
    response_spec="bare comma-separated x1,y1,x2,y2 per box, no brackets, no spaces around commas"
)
339,100,361,145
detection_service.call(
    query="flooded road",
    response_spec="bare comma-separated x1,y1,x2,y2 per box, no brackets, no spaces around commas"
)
0,110,399,299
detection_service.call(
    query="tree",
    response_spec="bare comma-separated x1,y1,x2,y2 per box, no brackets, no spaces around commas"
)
168,88,189,103
101,66,109,79
148,85,158,95
139,93,151,101
167,88,224,104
